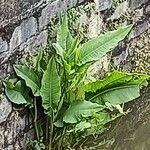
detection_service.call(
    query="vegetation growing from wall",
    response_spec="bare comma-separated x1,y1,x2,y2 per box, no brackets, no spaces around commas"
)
4,14,149,150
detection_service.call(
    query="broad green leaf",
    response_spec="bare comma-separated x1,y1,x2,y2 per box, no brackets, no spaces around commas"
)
86,112,111,136
40,57,61,116
76,84,85,100
85,71,131,92
63,101,104,123
53,43,65,59
14,65,40,96
90,85,140,105
76,62,91,75
66,32,74,52
54,105,65,128
63,60,71,74
77,25,132,65
37,48,47,71
85,71,149,93
35,48,44,71
75,48,81,65
54,119,64,128
67,35,79,63
70,36,79,56
127,73,149,85
68,63,90,92
57,14,69,51
75,121,91,132
4,81,31,104
68,84,85,102
5,88,27,104
91,112,111,125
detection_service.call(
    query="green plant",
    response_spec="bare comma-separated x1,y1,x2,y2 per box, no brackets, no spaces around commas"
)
4,14,149,150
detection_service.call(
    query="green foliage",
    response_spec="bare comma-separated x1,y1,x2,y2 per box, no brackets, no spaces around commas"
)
4,14,149,150
57,14,69,51
40,57,61,116
85,71,149,92
14,65,41,96
4,81,29,104
63,101,104,123
35,48,46,72
91,85,140,105
27,140,45,150
77,25,132,66
85,71,132,92
86,112,111,136
85,71,149,104
75,121,91,133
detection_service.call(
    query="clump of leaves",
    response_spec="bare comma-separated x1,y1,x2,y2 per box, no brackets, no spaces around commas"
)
4,14,149,150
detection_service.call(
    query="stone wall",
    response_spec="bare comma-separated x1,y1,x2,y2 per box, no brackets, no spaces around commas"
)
0,0,150,149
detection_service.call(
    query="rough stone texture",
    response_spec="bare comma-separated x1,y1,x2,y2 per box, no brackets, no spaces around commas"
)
0,96,12,124
10,17,38,51
0,0,150,149
94,0,112,11
0,95,33,150
0,38,8,53
129,0,149,9
0,109,33,150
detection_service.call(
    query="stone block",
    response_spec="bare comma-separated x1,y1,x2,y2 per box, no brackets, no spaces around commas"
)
0,96,12,124
10,17,37,51
129,0,149,9
9,26,22,51
130,20,149,38
94,0,112,11
108,1,128,21
0,37,8,53
39,0,85,30
145,4,150,13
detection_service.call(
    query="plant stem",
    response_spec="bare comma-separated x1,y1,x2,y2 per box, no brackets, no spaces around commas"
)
58,127,66,150
49,113,54,150
46,116,49,147
34,97,40,141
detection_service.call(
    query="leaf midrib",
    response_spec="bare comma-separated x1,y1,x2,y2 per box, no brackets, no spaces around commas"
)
15,66,39,90
86,73,132,92
79,28,128,64
6,87,27,104
89,85,139,101
49,61,52,110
